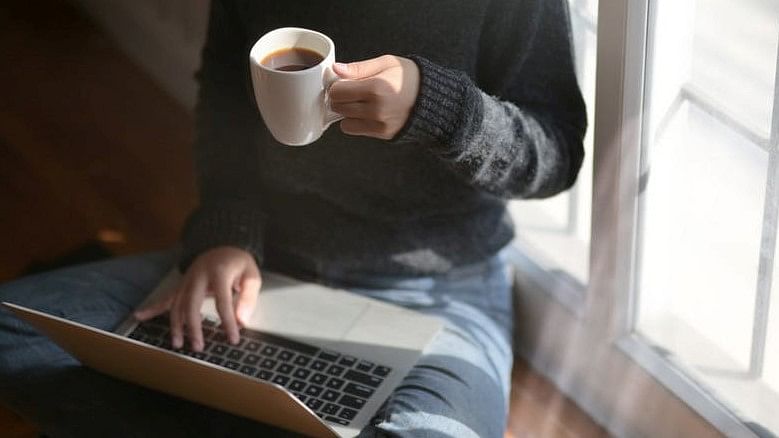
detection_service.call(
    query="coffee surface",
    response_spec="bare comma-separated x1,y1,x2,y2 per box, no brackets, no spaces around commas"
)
262,47,324,71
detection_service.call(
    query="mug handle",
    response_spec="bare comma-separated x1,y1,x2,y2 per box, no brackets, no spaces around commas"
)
324,65,345,128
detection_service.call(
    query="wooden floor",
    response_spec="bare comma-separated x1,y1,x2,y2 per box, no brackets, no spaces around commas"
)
0,1,608,436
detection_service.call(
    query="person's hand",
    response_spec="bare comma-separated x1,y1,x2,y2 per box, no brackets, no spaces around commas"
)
330,55,420,140
134,246,261,351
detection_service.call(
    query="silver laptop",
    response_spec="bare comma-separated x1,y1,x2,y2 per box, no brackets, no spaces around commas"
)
2,270,443,437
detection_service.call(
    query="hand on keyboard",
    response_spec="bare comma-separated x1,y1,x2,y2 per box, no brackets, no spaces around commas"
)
134,246,261,351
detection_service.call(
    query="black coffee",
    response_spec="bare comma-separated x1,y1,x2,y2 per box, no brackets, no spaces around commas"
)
261,47,324,71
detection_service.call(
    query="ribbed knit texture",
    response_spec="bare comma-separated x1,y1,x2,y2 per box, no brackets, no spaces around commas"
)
180,0,587,276
394,55,476,147
180,203,266,270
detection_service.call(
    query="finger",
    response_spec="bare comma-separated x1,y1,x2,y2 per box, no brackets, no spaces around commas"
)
169,280,188,349
234,270,261,326
134,294,174,321
333,55,398,80
340,118,390,138
213,273,240,345
329,78,383,103
329,101,370,119
184,274,208,351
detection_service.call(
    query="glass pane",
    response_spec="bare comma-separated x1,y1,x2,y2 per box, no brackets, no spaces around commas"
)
509,0,596,288
635,0,779,434
690,0,777,137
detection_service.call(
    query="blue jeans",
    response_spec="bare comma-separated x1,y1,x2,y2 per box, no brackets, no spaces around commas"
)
0,250,514,437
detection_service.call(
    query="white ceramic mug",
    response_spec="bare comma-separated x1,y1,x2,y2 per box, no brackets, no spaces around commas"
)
249,27,343,146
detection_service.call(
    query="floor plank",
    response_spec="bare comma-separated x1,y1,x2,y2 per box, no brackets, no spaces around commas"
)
0,1,608,436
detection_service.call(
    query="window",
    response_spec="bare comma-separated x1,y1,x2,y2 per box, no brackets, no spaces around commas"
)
513,0,777,435
632,0,779,434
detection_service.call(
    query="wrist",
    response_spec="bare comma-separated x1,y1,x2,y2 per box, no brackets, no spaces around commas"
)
179,203,266,272
392,55,482,151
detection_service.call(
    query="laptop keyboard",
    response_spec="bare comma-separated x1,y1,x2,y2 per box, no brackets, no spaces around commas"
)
127,316,393,426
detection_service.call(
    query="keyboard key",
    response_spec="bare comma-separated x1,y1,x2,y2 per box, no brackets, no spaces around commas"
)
203,319,217,327
245,341,261,352
244,354,260,365
224,361,240,370
213,332,228,343
211,345,228,356
260,359,277,370
326,416,350,426
373,366,391,377
306,398,323,410
207,356,224,365
257,370,273,380
294,355,312,367
338,395,366,410
261,345,278,357
344,382,374,399
278,350,295,362
326,378,345,390
311,360,328,371
192,352,208,361
289,380,307,392
272,375,290,386
322,403,340,416
338,356,357,367
227,349,244,361
356,360,374,373
322,389,340,402
305,385,324,397
326,365,345,377
240,366,257,376
318,350,340,362
293,369,311,380
276,364,294,375
292,392,307,403
344,370,382,388
310,373,328,385
244,331,318,356
339,408,357,421
202,327,215,339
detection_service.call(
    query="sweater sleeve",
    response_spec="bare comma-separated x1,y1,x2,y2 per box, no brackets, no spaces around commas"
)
179,0,265,271
394,0,587,200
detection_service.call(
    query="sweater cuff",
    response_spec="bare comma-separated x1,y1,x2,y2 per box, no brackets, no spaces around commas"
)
393,55,480,153
179,203,266,272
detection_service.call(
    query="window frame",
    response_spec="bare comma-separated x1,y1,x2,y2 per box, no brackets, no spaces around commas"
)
511,0,771,435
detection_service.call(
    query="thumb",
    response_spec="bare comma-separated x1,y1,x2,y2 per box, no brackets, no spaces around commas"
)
334,55,398,79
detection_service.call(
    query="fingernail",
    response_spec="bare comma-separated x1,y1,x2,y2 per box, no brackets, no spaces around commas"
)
173,336,182,349
193,340,203,352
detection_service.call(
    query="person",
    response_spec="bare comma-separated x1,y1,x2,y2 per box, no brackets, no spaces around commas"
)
0,0,586,436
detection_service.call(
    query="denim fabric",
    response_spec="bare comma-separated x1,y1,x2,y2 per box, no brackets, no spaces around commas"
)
0,250,513,438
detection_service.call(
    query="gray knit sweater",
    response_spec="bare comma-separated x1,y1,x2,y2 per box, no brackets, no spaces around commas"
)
181,0,587,277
